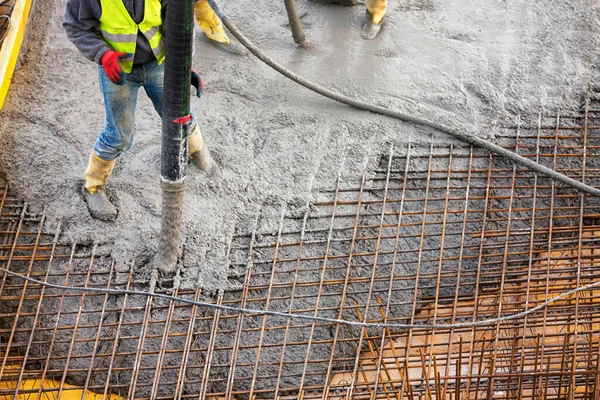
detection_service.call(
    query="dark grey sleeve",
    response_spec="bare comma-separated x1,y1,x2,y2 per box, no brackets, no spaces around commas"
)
63,0,111,64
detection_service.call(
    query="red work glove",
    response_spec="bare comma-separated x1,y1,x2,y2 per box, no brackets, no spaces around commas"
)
191,70,204,98
100,51,130,85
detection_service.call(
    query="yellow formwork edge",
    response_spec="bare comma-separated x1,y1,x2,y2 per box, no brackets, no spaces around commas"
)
0,378,125,399
0,0,33,110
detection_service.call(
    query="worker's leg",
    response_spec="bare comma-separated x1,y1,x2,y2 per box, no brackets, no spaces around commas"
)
93,67,141,161
194,0,247,56
187,123,214,171
143,60,214,172
362,0,387,39
366,0,387,24
83,151,117,219
83,66,142,221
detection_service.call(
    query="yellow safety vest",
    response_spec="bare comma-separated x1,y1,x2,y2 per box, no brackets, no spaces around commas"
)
98,0,165,73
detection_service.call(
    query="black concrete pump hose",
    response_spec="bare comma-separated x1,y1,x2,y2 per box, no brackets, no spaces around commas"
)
206,0,600,197
155,0,196,274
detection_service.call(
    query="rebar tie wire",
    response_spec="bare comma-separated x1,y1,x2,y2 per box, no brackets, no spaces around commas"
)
3,267,600,331
206,0,600,197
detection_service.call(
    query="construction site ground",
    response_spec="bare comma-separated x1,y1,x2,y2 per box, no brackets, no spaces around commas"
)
0,0,597,291
1,0,600,398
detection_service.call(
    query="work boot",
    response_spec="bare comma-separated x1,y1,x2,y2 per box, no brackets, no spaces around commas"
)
194,0,248,56
362,0,386,40
361,10,382,40
188,124,215,173
83,152,118,221
190,144,214,172
82,186,118,221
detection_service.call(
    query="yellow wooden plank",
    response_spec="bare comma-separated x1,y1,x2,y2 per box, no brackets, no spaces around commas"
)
0,0,33,110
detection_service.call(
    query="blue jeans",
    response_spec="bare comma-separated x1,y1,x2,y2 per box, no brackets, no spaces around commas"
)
94,60,197,161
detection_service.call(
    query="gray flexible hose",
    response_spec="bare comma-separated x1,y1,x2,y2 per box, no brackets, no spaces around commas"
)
207,0,600,197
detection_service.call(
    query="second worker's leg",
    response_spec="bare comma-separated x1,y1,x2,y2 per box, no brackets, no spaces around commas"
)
83,66,141,221
194,0,247,56
362,0,387,39
144,61,214,173
187,122,214,172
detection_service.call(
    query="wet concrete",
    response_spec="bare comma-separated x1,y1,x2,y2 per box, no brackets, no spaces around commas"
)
1,0,599,391
0,0,597,294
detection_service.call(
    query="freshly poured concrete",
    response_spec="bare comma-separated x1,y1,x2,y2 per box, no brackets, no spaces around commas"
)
0,0,597,291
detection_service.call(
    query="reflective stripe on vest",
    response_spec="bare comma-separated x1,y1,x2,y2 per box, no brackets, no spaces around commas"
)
98,0,165,73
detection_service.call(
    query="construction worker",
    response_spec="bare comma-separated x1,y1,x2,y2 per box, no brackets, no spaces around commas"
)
194,0,247,55
318,0,387,39
64,0,213,221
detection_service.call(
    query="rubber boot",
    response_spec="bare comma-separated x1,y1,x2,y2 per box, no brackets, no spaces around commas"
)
194,0,248,56
83,152,118,221
188,124,215,173
362,0,387,40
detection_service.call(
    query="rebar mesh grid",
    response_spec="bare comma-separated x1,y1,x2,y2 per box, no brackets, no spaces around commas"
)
3,99,600,398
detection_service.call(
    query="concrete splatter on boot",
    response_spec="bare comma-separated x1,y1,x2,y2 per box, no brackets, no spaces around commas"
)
190,144,214,172
188,124,216,175
361,10,382,40
82,186,118,221
82,152,118,221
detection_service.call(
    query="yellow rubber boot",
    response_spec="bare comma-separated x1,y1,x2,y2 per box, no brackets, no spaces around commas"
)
363,0,387,39
84,152,115,194
194,0,248,55
194,0,230,44
366,0,387,24
188,124,214,172
83,152,118,221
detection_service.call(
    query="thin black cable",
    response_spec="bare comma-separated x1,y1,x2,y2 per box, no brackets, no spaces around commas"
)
205,0,600,197
3,267,600,331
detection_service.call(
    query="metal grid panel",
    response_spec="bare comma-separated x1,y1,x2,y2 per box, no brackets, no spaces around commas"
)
2,101,600,398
